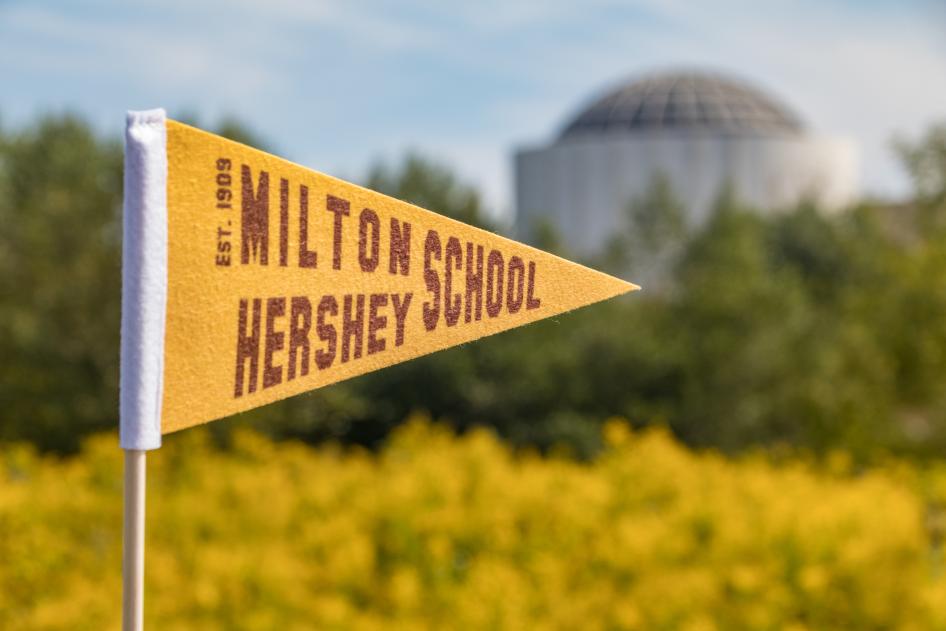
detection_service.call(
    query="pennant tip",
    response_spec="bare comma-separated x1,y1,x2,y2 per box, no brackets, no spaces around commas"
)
605,275,641,296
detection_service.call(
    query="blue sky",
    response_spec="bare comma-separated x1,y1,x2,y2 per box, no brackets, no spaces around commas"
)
2,0,944,219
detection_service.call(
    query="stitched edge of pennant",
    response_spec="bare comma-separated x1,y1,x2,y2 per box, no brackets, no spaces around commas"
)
120,109,168,450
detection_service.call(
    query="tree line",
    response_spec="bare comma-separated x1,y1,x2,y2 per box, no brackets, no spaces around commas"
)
2,114,945,460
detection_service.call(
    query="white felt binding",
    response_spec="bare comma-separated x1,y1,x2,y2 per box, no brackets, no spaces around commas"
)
120,109,168,450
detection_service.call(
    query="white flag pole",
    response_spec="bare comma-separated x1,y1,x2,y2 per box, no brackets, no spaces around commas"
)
120,109,168,631
122,449,147,631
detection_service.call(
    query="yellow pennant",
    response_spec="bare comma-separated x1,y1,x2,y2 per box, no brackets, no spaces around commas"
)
120,111,638,443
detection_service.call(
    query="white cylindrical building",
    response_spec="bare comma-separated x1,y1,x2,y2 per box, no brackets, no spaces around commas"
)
514,70,858,256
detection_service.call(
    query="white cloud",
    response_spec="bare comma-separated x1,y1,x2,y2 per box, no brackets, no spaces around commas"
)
1,0,942,209
468,0,946,201
0,3,279,100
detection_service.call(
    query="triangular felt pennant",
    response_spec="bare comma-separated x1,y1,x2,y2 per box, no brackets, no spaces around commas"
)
119,110,639,448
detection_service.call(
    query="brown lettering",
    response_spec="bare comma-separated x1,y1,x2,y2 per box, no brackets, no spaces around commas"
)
391,292,412,346
278,178,289,267
327,195,350,270
526,261,541,310
423,230,441,331
486,250,504,318
464,242,484,323
341,294,365,362
241,165,269,265
507,256,525,314
263,297,285,388
389,218,411,275
444,237,462,326
315,295,338,370
358,209,381,273
234,298,262,397
288,296,311,381
367,293,388,355
298,185,317,268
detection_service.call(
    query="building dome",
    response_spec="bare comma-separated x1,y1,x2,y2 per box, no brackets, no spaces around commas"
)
560,70,804,139
515,67,856,261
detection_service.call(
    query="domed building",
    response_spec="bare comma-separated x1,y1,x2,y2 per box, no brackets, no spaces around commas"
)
514,70,857,255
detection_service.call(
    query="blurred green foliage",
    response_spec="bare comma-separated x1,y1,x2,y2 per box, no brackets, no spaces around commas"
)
0,115,122,451
365,153,494,231
895,122,946,210
3,113,946,460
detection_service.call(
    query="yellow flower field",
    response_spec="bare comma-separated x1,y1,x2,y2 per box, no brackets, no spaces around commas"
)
2,418,946,630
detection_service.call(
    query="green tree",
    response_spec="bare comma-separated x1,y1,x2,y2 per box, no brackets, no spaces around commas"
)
598,173,687,287
10,111,946,463
0,115,123,451
366,153,494,230
528,217,570,259
894,122,946,209
667,190,894,456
